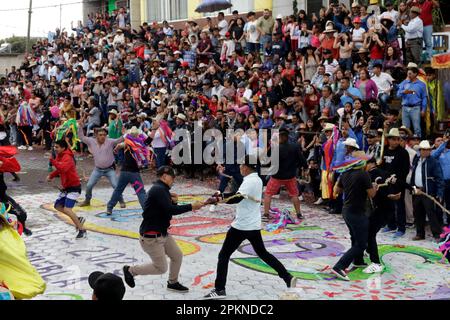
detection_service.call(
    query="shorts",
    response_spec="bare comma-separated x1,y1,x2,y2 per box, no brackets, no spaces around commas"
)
54,187,81,209
265,177,299,197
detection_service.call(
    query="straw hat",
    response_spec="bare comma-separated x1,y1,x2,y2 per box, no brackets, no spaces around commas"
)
108,109,118,115
323,24,337,33
322,123,335,132
418,140,432,149
399,125,412,137
410,6,421,15
386,128,401,138
343,137,360,149
128,126,141,136
176,113,187,121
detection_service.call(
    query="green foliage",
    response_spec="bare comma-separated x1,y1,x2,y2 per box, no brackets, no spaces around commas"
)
293,0,298,15
0,36,40,54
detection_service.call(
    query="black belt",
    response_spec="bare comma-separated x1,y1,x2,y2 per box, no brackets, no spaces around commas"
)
407,38,423,41
141,233,164,238
403,104,420,108
96,165,115,170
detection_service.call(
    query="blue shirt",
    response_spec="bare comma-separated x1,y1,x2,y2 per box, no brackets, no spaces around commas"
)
340,87,362,107
397,79,428,112
431,142,450,180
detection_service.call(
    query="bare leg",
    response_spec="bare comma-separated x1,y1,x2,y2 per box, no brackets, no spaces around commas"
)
55,206,84,230
263,194,272,217
291,196,301,214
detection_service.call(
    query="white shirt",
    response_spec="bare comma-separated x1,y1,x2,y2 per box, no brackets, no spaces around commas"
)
352,27,365,46
372,72,394,95
402,16,423,40
414,157,425,188
232,172,262,231
245,21,260,44
218,19,229,37
379,9,399,23
211,85,224,99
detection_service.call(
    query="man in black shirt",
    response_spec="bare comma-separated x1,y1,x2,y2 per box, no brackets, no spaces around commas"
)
379,128,411,238
123,166,205,292
263,129,307,221
331,165,377,281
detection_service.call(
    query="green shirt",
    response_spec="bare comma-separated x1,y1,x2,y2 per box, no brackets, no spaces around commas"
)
257,16,274,35
108,118,123,139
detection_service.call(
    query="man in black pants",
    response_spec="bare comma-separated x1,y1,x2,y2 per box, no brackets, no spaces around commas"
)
363,157,392,274
331,162,378,281
203,155,297,299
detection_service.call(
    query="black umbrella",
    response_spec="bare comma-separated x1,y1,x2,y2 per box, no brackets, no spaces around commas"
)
195,0,232,13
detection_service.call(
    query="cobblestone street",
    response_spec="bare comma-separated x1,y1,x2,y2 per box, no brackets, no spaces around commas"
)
9,147,450,300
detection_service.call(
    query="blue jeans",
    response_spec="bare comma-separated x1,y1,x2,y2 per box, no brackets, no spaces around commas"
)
369,59,383,71
85,167,123,203
378,92,390,113
402,105,421,138
423,25,433,62
339,58,352,71
260,35,272,52
154,147,167,169
107,171,146,211
334,211,369,271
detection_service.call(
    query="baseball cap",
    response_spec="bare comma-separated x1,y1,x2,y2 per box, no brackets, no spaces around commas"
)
88,271,126,301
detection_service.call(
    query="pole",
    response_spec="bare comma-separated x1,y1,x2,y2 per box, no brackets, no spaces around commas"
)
25,0,33,55
60,4,62,31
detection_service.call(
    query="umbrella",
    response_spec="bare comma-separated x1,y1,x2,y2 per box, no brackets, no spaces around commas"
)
195,0,232,13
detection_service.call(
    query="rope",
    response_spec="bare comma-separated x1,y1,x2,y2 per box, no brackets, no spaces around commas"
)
413,187,450,215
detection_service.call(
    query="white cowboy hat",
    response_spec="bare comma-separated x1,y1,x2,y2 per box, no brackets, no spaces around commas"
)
418,140,432,149
386,128,401,138
108,109,118,115
237,67,246,73
176,113,187,121
322,123,335,132
323,24,337,33
93,71,103,78
128,126,141,136
158,88,168,95
407,62,418,69
251,64,261,69
138,112,147,118
343,137,360,149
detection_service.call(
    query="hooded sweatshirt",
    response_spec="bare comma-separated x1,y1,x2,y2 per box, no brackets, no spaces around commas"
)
49,148,80,189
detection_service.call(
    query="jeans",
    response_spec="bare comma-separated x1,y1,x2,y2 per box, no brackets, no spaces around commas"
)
402,106,421,138
218,166,243,193
85,167,123,203
260,35,272,52
246,42,259,54
339,58,352,72
154,147,167,169
378,93,390,114
423,25,433,62
9,124,17,145
107,171,146,211
387,191,406,233
334,211,369,271
215,227,291,291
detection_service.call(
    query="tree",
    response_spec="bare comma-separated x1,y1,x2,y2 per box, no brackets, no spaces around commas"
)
0,36,40,54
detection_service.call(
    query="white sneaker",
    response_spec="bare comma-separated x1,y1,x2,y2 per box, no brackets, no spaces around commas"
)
314,198,323,205
363,263,384,274
299,195,304,201
18,145,26,150
27,146,33,151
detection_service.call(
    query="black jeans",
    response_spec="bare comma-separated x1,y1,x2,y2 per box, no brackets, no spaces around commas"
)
334,211,369,271
387,190,406,232
367,210,387,264
18,125,33,147
413,195,443,238
215,227,291,291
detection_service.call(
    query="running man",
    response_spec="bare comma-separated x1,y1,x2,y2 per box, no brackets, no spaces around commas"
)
47,140,87,239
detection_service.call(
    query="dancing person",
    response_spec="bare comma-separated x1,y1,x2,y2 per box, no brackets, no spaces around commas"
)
122,166,205,292
203,155,298,299
77,118,125,207
47,140,87,239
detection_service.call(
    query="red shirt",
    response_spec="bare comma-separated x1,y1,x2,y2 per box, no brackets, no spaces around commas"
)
370,43,384,59
412,0,434,26
49,149,81,189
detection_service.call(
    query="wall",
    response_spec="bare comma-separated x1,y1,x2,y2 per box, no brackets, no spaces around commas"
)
0,54,25,77
82,0,105,24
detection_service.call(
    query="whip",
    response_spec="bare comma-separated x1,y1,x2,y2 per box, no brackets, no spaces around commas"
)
412,187,450,215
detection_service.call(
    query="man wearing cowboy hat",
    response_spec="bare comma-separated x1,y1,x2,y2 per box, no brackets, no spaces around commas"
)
409,140,444,241
400,6,423,65
379,128,411,238
397,62,427,138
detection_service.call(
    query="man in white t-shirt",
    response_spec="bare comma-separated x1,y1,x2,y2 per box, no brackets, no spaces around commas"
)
372,63,394,113
351,17,366,49
244,12,260,53
203,155,297,300
217,12,229,37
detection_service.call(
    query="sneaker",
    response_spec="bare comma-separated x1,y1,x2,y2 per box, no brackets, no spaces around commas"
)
123,266,135,288
382,227,396,233
363,263,384,274
78,200,91,207
412,235,425,241
78,217,86,229
287,276,297,288
23,228,33,236
12,176,20,182
106,209,112,215
393,231,405,238
27,146,33,151
76,229,87,239
119,201,126,208
299,195,304,201
18,146,26,150
203,288,227,300
167,281,189,293
331,268,350,281
314,198,323,205
296,212,304,220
